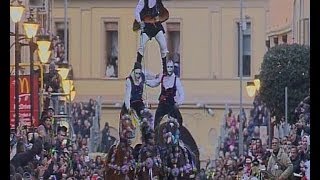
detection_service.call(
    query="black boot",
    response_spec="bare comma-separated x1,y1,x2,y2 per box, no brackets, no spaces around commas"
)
136,52,143,63
162,57,167,74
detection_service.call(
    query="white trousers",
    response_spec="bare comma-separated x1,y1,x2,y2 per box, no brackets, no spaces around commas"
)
138,31,168,58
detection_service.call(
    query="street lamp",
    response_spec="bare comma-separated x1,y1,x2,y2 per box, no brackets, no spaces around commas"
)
57,68,70,80
10,2,25,23
10,0,25,131
67,87,76,102
246,82,256,97
23,15,39,131
37,35,52,64
23,17,39,38
61,79,75,119
254,75,260,91
37,35,51,52
62,79,73,95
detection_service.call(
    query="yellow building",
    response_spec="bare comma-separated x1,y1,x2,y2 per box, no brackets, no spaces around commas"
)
11,0,269,167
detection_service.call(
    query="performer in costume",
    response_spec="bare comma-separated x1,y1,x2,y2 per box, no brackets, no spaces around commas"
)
146,59,184,129
121,62,146,119
134,0,169,74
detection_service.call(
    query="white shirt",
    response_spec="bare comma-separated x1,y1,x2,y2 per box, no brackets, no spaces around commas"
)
135,0,157,22
146,73,184,105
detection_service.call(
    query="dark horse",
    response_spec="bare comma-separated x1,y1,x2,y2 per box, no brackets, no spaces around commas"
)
133,109,163,180
156,115,198,180
104,114,136,180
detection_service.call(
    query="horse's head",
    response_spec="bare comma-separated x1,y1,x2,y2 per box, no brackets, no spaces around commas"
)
140,120,155,146
140,108,154,129
135,117,163,180
162,116,180,145
119,114,136,144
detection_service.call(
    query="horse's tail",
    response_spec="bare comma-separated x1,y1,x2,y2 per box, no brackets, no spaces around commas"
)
179,140,198,170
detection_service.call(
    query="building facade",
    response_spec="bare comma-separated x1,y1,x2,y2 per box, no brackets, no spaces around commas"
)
10,0,269,166
52,0,268,165
266,0,310,48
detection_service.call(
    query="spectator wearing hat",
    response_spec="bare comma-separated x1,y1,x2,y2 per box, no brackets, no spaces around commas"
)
121,62,147,119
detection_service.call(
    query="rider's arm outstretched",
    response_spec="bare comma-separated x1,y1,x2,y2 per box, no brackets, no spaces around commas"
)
145,74,162,88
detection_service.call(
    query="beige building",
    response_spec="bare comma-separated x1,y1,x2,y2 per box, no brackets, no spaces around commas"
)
11,0,269,167
53,0,269,166
266,0,310,47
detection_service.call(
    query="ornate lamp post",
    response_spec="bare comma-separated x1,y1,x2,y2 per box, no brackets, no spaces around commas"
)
10,0,25,131
23,15,39,130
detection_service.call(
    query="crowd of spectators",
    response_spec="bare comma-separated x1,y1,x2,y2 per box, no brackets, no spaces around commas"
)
52,35,68,65
10,68,311,180
202,95,310,180
10,98,107,179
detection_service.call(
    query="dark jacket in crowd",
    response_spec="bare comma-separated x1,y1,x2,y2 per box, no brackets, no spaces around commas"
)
290,156,302,180
11,140,43,168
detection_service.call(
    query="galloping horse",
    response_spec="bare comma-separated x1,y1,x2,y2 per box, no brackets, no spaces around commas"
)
104,115,136,180
133,109,163,180
156,116,198,180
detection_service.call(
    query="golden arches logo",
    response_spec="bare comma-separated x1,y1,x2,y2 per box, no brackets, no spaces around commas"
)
19,77,30,94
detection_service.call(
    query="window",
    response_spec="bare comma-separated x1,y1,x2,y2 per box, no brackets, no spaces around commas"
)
273,37,279,46
105,22,118,78
282,34,287,44
54,22,69,64
237,22,251,77
166,22,181,77
265,40,270,49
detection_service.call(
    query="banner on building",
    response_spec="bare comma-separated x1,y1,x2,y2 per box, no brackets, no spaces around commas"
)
10,75,40,129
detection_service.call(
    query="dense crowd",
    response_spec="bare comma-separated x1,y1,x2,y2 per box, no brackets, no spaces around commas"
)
9,96,311,179
10,99,106,180
202,95,310,180
10,64,311,180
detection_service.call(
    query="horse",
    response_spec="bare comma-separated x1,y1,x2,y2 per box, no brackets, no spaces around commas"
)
133,109,163,180
156,116,198,180
104,115,136,180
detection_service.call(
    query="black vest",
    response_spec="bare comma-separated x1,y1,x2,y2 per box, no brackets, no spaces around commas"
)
128,73,145,102
158,75,177,104
140,0,161,19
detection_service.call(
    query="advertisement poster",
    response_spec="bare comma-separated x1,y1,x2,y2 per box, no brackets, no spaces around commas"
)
10,75,39,129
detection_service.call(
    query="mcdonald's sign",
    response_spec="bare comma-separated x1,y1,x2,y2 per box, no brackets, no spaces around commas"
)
10,75,40,129
19,77,30,94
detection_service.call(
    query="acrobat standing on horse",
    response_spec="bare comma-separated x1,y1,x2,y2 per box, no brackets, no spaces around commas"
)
133,0,170,74
121,62,146,120
146,59,184,130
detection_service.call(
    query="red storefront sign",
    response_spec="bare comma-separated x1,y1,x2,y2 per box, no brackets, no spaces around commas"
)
10,75,40,129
